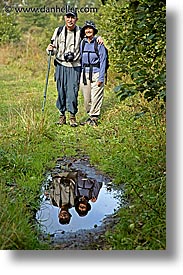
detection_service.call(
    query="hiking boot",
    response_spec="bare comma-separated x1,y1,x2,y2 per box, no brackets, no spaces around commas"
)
80,117,92,126
90,118,98,127
58,115,66,125
70,116,78,127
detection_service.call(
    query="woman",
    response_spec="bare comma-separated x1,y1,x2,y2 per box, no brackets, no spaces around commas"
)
80,21,107,126
74,172,102,217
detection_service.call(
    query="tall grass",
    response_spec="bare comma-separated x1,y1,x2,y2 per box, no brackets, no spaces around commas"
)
0,35,166,250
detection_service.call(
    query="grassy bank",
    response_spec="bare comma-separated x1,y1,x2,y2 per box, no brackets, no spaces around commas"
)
0,42,166,250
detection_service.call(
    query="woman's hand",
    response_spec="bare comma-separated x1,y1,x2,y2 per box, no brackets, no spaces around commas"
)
97,81,103,87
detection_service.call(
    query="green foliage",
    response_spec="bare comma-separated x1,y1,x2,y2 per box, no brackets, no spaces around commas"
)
97,0,166,102
0,179,48,250
0,12,20,44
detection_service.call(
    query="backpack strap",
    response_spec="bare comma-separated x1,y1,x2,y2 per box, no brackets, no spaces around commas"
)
81,39,86,55
76,179,95,199
57,25,64,37
81,38,99,56
57,25,77,52
94,39,99,58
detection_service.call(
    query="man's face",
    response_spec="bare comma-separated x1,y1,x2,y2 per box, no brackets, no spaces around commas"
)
65,15,78,30
59,210,69,221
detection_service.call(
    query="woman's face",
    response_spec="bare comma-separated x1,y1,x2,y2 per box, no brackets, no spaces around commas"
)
78,202,87,212
85,27,94,39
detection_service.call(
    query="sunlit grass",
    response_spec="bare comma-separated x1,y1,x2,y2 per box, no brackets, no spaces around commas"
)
0,40,166,250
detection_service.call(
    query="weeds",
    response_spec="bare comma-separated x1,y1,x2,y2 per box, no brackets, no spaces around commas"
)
0,37,166,250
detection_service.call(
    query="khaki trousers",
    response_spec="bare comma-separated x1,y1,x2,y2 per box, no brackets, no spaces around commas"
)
80,72,104,117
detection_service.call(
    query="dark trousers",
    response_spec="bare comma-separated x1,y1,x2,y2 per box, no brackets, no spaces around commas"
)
55,64,81,115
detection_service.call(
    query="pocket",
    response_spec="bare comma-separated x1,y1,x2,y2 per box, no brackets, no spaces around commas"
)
93,72,100,82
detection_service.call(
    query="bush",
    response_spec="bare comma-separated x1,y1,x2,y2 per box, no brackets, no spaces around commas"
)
97,0,166,102
0,12,21,44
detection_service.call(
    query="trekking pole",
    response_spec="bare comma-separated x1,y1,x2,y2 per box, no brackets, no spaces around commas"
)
42,39,54,112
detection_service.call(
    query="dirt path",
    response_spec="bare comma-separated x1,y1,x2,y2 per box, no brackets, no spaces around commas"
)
41,214,120,250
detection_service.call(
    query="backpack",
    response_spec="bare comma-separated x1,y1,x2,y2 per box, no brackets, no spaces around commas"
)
81,38,110,84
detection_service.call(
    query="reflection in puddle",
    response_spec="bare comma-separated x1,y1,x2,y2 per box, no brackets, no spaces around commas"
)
36,157,124,235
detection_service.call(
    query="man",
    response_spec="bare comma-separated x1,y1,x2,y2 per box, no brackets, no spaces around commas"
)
50,172,77,224
47,11,103,127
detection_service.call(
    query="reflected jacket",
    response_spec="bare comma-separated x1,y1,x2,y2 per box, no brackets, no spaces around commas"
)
50,173,76,208
75,176,102,200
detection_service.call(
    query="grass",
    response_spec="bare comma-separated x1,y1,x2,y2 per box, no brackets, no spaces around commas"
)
0,40,166,250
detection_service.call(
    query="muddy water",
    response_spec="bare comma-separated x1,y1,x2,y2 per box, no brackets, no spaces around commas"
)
36,156,124,247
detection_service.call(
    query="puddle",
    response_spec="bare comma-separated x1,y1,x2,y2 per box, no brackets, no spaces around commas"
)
36,156,124,246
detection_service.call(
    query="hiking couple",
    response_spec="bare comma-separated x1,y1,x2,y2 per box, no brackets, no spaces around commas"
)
46,10,107,127
49,171,102,225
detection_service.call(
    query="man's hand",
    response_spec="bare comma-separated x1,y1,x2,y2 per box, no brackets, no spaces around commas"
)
47,44,54,51
96,36,104,45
